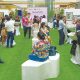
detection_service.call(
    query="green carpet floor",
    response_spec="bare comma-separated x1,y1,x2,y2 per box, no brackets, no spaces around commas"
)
0,28,80,80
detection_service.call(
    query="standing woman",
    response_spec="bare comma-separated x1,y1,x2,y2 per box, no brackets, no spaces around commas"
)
63,16,68,42
22,14,28,38
76,19,80,45
14,16,20,36
26,13,32,39
58,16,65,45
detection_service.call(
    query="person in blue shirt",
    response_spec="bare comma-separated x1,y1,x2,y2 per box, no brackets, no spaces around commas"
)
58,16,65,45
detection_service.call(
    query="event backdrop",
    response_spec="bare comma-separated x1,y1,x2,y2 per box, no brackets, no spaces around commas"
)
27,7,47,19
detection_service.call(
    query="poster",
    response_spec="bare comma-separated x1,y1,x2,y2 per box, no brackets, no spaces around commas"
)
66,12,73,20
27,7,47,19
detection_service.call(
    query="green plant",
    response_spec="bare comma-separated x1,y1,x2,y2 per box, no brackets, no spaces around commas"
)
59,8,64,16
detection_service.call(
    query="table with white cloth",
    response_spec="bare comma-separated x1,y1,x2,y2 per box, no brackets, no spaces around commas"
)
21,53,60,80
66,21,76,29
67,32,76,40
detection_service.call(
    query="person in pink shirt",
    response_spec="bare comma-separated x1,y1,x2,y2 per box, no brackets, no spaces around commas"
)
22,13,32,39
22,14,28,37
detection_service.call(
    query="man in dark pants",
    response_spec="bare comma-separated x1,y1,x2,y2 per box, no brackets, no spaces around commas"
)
5,16,15,48
58,16,65,45
59,29,65,45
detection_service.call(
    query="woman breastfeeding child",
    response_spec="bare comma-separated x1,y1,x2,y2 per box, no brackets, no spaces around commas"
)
29,22,51,62
29,31,50,62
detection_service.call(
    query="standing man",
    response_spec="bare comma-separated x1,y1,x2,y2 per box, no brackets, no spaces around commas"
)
5,16,15,48
58,16,65,45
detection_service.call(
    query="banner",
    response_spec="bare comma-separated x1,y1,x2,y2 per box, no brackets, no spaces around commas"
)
27,7,47,19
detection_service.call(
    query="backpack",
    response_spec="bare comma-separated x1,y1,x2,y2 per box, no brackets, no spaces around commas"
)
49,46,56,56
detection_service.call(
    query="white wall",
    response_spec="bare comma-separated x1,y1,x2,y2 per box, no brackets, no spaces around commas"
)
55,0,77,2
2,0,78,2
76,0,80,2
0,9,10,16
3,0,43,1
3,0,28,1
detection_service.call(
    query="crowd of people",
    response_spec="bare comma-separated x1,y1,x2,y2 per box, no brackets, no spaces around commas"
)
53,14,80,45
53,14,80,64
0,12,80,64
0,12,49,63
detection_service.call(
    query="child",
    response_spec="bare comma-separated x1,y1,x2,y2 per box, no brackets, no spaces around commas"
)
40,22,49,36
1,27,7,45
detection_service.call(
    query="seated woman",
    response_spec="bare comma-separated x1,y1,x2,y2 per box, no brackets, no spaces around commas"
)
29,32,50,62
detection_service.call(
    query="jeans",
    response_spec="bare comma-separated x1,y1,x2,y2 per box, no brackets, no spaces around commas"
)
7,31,14,47
23,27,31,39
58,29,65,45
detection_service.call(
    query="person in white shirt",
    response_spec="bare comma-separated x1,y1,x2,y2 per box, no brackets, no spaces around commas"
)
41,15,47,25
5,16,15,48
